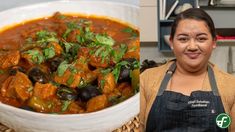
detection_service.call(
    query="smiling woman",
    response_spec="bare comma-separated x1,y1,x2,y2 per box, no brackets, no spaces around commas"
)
140,8,235,132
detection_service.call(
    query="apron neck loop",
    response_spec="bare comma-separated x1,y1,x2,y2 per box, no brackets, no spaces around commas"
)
157,62,176,96
166,62,176,74
208,66,220,96
157,61,220,96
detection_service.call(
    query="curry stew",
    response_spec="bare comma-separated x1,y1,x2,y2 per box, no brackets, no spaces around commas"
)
0,12,139,114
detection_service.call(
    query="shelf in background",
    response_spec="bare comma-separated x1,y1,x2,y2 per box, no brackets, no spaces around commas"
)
158,0,198,52
217,39,235,43
159,19,174,22
200,5,235,10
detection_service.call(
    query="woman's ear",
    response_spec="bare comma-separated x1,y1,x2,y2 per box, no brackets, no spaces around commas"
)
169,36,174,50
212,39,217,49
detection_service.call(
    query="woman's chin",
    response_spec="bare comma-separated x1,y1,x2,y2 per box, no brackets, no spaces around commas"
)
183,58,204,70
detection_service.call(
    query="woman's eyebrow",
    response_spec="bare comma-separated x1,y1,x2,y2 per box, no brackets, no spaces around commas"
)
176,33,189,37
196,33,208,36
176,33,208,37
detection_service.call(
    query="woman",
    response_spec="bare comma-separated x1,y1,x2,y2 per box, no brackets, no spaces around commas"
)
140,8,235,132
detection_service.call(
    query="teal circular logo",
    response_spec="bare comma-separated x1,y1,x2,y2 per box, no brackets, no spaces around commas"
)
216,113,231,128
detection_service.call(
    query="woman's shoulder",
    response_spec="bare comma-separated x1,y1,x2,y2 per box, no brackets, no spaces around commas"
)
141,61,172,78
213,65,235,84
140,61,173,95
212,64,235,108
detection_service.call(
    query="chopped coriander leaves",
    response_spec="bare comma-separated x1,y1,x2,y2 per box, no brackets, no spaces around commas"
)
36,30,58,44
131,32,138,38
108,96,119,105
50,81,60,87
95,46,105,56
43,47,55,59
27,86,34,93
48,103,53,109
112,66,121,83
78,78,87,88
112,44,127,63
67,21,79,29
25,37,33,44
100,68,111,75
78,57,87,64
122,27,138,38
61,42,80,61
122,27,133,33
36,30,50,39
63,21,80,39
100,46,112,63
58,15,66,19
62,29,72,39
57,61,70,76
69,44,80,58
93,45,112,63
132,60,140,69
95,34,115,46
76,35,85,43
66,74,74,86
84,27,94,41
100,79,105,89
112,61,129,82
0,70,4,74
69,66,78,74
79,19,92,26
57,87,73,94
25,50,44,64
108,96,126,105
128,46,137,52
89,49,95,55
61,100,71,112
63,42,74,53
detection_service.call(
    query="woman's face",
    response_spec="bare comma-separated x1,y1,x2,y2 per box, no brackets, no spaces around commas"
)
170,19,216,71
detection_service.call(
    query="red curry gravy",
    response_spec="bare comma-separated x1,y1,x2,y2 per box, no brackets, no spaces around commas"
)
0,12,140,114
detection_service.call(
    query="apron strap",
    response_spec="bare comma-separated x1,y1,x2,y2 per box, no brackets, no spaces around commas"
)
157,62,219,96
157,62,176,96
208,66,219,96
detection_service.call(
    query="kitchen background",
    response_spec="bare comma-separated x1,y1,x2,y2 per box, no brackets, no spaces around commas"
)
140,0,235,75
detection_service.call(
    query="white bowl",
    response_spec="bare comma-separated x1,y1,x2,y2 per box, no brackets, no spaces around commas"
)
0,1,139,132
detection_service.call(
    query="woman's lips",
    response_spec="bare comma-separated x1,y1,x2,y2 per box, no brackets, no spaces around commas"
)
185,53,201,59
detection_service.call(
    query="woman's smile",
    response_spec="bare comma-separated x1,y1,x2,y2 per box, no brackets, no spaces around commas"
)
184,52,201,59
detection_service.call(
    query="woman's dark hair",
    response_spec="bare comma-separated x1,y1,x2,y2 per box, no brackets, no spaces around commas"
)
170,8,216,40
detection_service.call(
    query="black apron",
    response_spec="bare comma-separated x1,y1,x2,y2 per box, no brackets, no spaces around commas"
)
146,62,228,132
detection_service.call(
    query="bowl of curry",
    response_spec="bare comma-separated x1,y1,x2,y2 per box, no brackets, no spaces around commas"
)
0,1,139,131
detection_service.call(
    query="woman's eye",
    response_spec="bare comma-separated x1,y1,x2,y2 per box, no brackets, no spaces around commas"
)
197,37,207,42
178,37,188,42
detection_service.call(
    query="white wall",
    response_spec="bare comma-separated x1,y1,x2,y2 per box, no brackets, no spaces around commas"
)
140,0,158,41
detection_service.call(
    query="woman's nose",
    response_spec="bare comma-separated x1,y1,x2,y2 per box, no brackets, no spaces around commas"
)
187,39,198,50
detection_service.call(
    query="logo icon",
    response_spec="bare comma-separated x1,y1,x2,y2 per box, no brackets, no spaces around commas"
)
216,113,231,128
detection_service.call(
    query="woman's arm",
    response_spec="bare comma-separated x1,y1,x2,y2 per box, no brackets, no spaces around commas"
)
140,72,147,132
230,101,235,131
